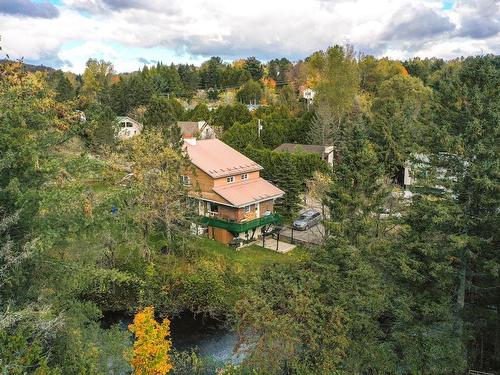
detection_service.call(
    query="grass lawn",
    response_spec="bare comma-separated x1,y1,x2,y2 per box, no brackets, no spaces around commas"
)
193,236,309,271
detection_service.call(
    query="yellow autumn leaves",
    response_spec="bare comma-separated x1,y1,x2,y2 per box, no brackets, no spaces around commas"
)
128,307,173,375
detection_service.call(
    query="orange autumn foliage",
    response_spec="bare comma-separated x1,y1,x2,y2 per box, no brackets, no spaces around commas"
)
400,65,409,76
128,307,173,375
261,77,276,89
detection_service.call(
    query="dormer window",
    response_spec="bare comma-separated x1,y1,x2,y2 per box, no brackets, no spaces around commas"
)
227,176,235,183
241,173,248,180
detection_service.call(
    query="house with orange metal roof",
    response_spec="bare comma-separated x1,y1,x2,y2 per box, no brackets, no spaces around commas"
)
183,138,284,245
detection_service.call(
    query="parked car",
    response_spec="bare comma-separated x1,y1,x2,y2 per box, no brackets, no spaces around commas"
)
292,209,321,230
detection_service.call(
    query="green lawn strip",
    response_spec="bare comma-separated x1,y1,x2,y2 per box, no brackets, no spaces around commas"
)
193,237,309,271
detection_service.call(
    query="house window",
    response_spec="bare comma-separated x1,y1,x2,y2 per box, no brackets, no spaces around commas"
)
120,122,126,128
207,202,219,213
126,122,133,127
244,205,251,213
227,176,235,183
181,175,191,186
241,173,248,180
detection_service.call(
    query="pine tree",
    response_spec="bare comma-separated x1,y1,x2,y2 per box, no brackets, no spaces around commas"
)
432,55,500,370
272,153,302,218
325,116,389,243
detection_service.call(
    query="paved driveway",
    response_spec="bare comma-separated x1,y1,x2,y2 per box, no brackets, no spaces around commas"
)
280,223,324,245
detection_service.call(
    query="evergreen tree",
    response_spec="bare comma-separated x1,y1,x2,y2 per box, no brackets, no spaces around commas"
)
370,74,433,175
270,154,302,218
143,96,184,147
325,115,389,243
185,103,210,122
83,102,117,151
243,57,264,81
177,64,200,97
433,55,500,370
211,103,252,130
48,70,76,101
200,56,224,89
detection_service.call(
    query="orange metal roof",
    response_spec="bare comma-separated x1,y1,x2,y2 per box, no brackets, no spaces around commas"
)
184,139,262,178
213,178,284,207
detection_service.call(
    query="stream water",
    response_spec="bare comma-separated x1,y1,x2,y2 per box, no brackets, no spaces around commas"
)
102,311,245,365
170,313,245,364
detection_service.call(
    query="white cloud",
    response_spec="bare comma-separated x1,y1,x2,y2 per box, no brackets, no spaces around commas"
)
0,0,498,73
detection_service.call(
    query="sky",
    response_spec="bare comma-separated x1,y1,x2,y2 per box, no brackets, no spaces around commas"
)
0,0,499,73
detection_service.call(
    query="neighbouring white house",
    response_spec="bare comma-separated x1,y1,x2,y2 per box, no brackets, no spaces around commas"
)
302,88,316,101
274,143,334,167
177,121,216,140
246,103,261,111
117,116,143,140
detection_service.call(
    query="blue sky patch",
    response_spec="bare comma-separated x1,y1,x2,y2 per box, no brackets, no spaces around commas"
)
442,1,454,10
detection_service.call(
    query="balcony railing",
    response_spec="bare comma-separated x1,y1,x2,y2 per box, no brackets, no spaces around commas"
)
199,213,281,233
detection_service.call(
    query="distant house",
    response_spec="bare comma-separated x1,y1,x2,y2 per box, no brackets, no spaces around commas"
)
274,143,334,166
396,153,461,196
177,121,216,140
246,103,261,111
302,88,316,101
184,139,284,245
117,116,143,140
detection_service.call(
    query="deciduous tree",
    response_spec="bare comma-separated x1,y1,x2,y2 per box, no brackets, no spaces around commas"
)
81,58,114,103
128,306,173,375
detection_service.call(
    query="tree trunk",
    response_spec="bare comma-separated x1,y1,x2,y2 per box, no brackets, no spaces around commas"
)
456,256,467,336
495,299,500,369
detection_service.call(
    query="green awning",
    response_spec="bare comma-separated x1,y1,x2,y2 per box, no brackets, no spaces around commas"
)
198,213,281,233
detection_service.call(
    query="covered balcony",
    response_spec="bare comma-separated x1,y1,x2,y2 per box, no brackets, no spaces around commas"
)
199,213,281,234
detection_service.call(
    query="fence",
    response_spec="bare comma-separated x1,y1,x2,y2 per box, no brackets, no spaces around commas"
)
277,225,323,247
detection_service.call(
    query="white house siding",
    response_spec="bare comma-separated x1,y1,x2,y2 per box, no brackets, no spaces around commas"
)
117,117,143,140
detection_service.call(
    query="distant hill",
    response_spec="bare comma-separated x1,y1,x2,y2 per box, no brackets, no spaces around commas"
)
0,59,55,73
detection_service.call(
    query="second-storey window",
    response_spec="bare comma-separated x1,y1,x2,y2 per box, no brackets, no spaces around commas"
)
244,205,251,213
241,173,248,180
227,176,235,183
181,175,191,186
208,202,219,213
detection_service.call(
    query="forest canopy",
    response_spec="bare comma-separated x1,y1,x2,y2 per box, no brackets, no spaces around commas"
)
0,44,499,374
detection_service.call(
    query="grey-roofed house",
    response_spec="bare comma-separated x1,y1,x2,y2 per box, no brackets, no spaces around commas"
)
274,143,334,166
177,121,216,140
